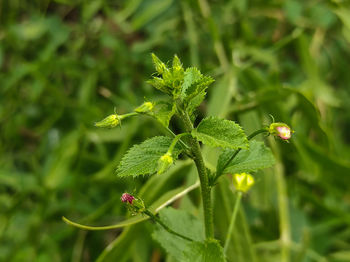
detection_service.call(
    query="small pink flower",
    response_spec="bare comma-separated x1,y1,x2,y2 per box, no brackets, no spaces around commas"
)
268,122,293,141
121,193,135,204
276,126,291,140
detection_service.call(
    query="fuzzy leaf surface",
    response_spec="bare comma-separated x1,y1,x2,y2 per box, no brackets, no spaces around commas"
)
187,90,207,116
152,207,204,261
180,68,214,113
217,140,275,176
183,239,226,262
152,102,176,128
116,136,182,177
192,117,248,149
181,67,203,99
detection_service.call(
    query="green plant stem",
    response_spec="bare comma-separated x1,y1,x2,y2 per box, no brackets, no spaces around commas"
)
168,133,191,153
166,127,189,148
180,111,214,239
247,128,269,140
122,112,138,118
143,210,194,242
223,191,242,254
215,128,268,181
269,137,291,262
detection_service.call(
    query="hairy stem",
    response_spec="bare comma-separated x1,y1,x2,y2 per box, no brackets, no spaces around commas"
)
223,191,242,254
144,210,194,242
180,111,214,239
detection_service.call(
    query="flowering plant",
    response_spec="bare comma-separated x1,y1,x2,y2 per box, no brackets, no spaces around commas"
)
63,54,292,261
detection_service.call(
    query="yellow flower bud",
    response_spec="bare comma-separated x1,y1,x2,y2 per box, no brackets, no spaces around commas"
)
157,152,173,174
135,102,154,114
94,114,120,128
232,173,255,193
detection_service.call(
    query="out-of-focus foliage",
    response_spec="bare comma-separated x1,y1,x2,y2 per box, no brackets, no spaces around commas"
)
1,0,350,261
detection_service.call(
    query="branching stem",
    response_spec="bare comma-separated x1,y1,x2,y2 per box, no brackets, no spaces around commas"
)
180,110,214,239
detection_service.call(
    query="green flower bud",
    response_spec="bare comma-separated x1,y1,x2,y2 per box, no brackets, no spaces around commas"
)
172,55,184,75
152,53,169,75
95,114,120,128
135,102,154,114
157,152,173,175
232,173,255,193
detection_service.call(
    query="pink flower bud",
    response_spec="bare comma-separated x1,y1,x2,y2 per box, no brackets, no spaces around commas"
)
268,122,293,141
121,193,135,204
276,126,291,140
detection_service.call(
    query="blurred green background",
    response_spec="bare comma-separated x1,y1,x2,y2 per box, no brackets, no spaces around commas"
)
1,0,350,261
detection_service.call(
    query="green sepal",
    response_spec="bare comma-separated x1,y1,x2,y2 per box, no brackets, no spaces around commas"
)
134,101,154,114
151,53,169,75
147,77,172,95
94,114,120,128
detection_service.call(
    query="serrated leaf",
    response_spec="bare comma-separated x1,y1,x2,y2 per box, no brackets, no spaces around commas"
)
217,141,275,176
116,136,182,177
181,68,214,104
192,117,248,149
152,207,205,262
183,239,226,262
152,101,176,127
187,91,207,117
181,67,203,99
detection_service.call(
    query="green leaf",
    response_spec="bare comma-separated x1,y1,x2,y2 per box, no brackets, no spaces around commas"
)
181,67,214,103
96,161,194,262
181,67,203,99
217,141,275,176
152,207,205,261
116,136,182,177
152,101,176,127
183,239,226,262
187,90,207,116
192,117,248,149
147,77,171,95
171,55,185,89
151,53,169,75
